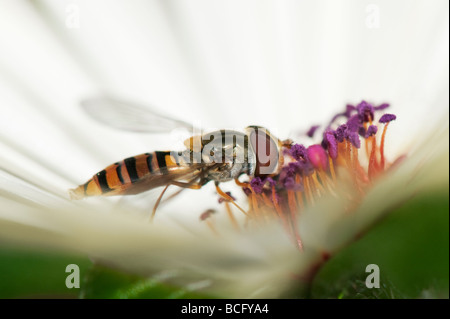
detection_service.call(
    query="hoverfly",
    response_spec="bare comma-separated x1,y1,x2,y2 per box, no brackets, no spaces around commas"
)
70,97,291,218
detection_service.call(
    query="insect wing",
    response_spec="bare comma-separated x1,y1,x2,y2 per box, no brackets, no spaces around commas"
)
81,96,193,133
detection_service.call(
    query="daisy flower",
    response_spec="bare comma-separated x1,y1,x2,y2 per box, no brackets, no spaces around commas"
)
0,0,448,298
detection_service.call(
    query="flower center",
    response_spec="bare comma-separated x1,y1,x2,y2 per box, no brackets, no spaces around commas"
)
206,101,398,252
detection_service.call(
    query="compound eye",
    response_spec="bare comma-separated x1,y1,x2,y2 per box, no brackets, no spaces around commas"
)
247,127,280,176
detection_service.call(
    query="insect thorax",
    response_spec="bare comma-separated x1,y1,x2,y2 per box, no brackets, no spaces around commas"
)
178,130,257,183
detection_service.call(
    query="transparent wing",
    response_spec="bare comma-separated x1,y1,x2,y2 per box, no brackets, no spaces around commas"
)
81,96,194,133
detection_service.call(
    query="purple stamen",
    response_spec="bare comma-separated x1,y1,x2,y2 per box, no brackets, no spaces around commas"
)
289,144,307,161
306,125,320,138
323,130,338,159
218,191,236,203
344,104,356,117
327,104,356,127
286,162,299,175
347,114,362,133
200,209,216,221
356,100,375,122
346,131,361,148
335,124,347,143
298,161,314,176
266,177,276,187
278,167,293,188
358,126,366,137
365,125,378,138
250,177,264,194
374,103,390,111
283,176,303,191
379,113,397,123
278,164,304,190
288,160,314,176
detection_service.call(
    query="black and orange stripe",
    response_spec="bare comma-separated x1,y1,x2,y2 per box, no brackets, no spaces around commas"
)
69,151,182,199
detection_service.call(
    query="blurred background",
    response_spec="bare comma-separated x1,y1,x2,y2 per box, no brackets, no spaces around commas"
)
0,0,448,298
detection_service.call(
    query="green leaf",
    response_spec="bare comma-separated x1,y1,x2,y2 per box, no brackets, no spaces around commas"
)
0,247,91,298
80,264,217,299
311,191,449,299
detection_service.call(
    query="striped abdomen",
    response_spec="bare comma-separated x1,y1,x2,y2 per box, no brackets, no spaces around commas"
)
69,151,183,199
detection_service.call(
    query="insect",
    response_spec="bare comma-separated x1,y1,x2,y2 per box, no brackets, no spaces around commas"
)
70,97,291,218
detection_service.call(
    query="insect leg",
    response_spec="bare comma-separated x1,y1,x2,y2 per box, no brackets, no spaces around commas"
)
150,184,170,222
161,188,185,203
169,172,210,190
169,181,203,189
150,175,208,221
215,182,248,216
234,178,249,187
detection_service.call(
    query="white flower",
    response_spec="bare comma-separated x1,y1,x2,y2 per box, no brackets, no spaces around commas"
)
0,0,448,298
